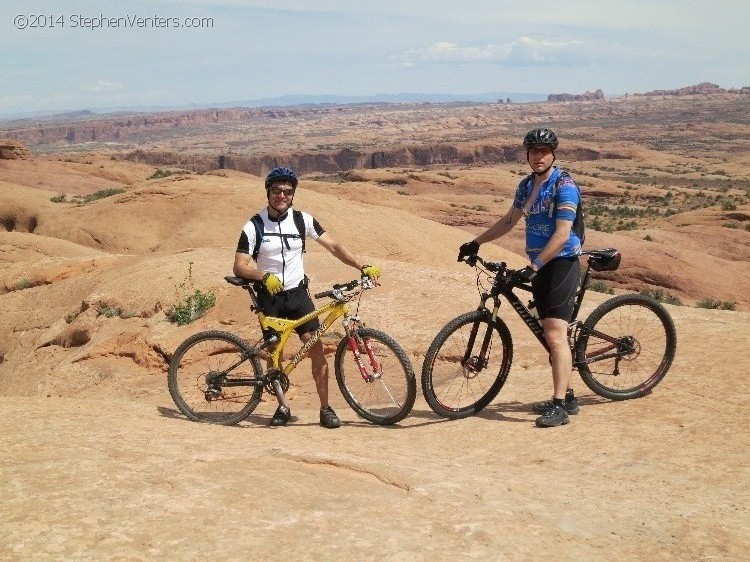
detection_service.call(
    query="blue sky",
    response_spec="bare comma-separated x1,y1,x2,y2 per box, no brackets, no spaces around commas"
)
2,0,748,115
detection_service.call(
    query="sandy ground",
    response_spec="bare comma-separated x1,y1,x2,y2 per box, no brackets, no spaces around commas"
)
2,303,748,561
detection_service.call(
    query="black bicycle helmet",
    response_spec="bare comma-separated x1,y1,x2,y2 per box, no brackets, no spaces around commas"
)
523,128,559,151
265,166,298,190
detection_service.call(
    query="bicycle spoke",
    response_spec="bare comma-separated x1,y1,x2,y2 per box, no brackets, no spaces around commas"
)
168,331,263,424
335,329,415,425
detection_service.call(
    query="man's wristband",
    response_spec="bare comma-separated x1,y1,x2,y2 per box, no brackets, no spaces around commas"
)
531,257,544,269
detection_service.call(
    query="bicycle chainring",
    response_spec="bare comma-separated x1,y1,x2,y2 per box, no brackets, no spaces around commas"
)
264,369,290,396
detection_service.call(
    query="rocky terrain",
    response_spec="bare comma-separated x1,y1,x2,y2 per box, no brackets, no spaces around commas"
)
1,92,749,560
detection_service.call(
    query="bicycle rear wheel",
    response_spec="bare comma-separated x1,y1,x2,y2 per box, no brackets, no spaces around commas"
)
168,330,264,425
334,328,416,425
421,310,513,418
575,294,676,400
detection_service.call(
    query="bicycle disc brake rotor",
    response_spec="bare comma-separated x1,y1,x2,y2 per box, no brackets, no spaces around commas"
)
619,336,641,360
462,356,484,379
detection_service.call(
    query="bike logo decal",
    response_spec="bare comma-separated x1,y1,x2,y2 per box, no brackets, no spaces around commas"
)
290,323,327,367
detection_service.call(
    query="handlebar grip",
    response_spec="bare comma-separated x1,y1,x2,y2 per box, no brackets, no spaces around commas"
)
314,290,333,299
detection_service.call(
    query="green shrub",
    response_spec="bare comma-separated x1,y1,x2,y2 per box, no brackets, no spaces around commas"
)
696,298,735,311
98,306,122,318
640,288,682,306
167,262,217,325
148,169,181,180
50,193,67,203
15,278,33,290
589,280,614,294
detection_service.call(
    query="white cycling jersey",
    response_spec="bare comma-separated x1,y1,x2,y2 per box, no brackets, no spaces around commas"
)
236,207,325,291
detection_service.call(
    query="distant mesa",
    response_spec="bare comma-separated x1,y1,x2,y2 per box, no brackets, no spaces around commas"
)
0,139,30,160
637,82,750,96
548,89,605,102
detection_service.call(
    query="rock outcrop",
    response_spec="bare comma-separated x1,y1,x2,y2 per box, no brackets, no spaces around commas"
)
639,82,750,96
0,139,31,159
548,90,605,102
124,143,622,177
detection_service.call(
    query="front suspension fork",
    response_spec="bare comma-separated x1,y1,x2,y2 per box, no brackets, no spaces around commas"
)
344,316,381,382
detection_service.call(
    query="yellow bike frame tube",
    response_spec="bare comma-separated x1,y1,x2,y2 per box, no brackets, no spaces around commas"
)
258,300,349,374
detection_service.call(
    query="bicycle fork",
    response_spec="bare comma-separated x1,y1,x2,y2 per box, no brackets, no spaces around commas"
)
344,316,381,382
463,305,497,373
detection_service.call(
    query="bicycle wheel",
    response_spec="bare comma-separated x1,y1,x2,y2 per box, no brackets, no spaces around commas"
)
334,327,416,425
421,310,513,419
168,330,264,425
575,294,677,400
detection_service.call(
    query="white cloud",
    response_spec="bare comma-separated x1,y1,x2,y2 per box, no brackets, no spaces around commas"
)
89,80,124,93
393,37,586,66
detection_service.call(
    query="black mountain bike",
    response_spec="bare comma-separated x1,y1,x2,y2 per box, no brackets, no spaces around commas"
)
421,249,677,419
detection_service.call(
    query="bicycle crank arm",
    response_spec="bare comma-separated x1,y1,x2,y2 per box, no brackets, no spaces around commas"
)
271,378,291,412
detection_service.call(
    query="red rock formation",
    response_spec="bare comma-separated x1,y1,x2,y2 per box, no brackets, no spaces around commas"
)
548,89,605,102
0,139,31,159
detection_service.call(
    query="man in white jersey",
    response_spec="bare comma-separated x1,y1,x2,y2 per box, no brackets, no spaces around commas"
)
233,166,381,428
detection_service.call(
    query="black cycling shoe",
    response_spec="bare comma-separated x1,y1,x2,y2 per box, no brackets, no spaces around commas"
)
319,406,341,429
531,391,580,415
270,406,291,427
535,404,570,428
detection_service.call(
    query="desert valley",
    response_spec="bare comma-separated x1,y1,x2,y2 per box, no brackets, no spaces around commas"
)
1,88,749,560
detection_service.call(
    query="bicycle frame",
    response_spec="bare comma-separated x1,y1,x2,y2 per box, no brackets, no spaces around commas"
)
240,279,382,382
471,255,628,369
258,299,348,375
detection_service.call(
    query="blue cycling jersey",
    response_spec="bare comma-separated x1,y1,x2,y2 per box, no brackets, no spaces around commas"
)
513,167,582,261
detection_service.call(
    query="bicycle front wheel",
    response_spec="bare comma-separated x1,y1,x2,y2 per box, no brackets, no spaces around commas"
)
421,310,513,419
575,294,677,400
168,330,264,425
334,328,416,425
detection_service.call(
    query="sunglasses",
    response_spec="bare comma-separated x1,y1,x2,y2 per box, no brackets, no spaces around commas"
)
269,187,295,196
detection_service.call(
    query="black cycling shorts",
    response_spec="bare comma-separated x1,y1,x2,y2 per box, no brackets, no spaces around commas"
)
531,256,581,321
256,285,320,336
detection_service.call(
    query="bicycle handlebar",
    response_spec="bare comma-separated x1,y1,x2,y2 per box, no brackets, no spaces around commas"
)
459,254,535,290
460,254,508,273
313,276,377,300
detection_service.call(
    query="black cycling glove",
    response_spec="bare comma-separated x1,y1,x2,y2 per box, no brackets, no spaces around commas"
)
457,240,480,262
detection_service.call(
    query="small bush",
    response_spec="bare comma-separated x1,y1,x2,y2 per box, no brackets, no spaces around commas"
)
724,222,738,229
643,234,653,241
640,288,682,306
50,193,67,203
167,262,217,325
15,278,33,290
86,188,125,202
696,298,735,310
588,280,614,294
148,169,181,180
379,178,407,186
98,306,122,318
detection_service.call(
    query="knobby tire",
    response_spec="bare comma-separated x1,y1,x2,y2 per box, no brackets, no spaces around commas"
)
575,294,676,400
421,310,513,419
334,328,416,425
168,330,264,425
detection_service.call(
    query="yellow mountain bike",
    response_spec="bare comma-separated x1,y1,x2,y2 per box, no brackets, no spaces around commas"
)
168,276,416,426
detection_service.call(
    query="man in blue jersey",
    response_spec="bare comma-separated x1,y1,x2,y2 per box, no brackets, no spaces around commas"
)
458,128,582,427
234,166,381,429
